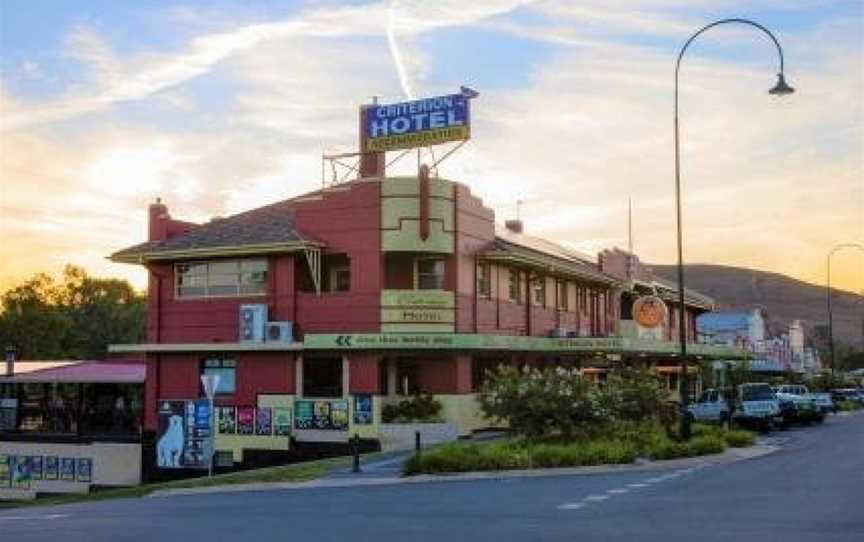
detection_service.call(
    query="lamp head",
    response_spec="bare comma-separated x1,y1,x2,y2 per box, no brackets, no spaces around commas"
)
769,72,795,96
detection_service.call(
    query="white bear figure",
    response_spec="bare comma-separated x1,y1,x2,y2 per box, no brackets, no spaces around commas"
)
157,415,184,468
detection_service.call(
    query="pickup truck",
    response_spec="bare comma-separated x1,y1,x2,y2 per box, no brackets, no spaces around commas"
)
734,383,782,431
687,388,730,424
775,384,830,420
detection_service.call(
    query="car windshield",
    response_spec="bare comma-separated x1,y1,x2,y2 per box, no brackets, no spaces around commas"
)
742,385,775,401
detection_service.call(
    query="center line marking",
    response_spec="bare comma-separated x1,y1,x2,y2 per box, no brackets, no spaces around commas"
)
607,488,629,494
645,477,665,483
627,483,648,488
558,503,584,510
583,495,609,502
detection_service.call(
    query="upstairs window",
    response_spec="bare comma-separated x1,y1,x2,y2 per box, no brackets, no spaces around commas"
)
532,276,545,307
416,258,445,290
508,269,522,303
176,259,267,298
557,280,569,310
477,262,492,298
201,358,237,395
322,254,351,292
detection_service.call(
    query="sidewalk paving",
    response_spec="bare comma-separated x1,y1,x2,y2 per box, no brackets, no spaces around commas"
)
147,442,780,499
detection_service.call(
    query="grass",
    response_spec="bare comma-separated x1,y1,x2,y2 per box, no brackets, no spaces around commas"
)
0,455,356,510
403,422,756,476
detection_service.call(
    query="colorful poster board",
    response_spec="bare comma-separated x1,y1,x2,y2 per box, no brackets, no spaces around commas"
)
295,401,314,429
354,394,373,424
156,399,211,469
237,406,255,435
60,458,76,481
217,406,236,434
30,456,43,480
255,407,272,436
76,458,93,483
273,407,291,436
11,456,31,489
0,454,10,488
45,456,59,480
295,400,349,430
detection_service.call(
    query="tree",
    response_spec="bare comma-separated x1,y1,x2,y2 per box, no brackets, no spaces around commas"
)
0,265,146,360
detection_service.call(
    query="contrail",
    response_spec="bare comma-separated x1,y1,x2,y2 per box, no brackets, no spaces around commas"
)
387,0,414,99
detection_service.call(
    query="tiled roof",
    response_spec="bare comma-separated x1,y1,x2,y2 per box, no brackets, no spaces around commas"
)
111,199,319,262
486,226,618,284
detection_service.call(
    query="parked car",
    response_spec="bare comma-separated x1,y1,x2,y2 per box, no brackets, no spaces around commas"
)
831,388,864,405
776,384,830,419
735,383,781,431
688,389,730,424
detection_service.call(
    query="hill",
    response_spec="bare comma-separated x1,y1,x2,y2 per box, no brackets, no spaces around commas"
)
651,264,863,346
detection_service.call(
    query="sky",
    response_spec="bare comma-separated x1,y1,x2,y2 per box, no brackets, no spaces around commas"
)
1,0,862,294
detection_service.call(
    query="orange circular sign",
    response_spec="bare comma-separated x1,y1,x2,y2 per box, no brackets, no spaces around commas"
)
632,296,667,328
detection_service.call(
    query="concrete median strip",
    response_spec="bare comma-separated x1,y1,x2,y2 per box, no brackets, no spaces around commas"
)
147,442,780,499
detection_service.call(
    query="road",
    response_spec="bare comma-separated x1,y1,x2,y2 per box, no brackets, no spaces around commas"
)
2,413,862,542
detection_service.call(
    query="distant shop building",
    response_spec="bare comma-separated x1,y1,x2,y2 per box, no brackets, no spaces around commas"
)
0,360,144,497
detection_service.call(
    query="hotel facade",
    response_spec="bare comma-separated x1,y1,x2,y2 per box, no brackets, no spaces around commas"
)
109,152,741,467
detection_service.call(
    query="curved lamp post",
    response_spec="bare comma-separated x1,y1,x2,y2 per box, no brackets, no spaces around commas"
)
827,243,864,377
674,19,794,439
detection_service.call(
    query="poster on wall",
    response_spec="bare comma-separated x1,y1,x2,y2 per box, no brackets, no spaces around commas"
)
313,401,331,430
255,407,272,436
273,407,291,436
354,394,373,425
294,401,314,429
330,401,349,430
11,456,31,489
30,456,43,480
217,406,236,434
0,398,16,431
45,456,59,480
0,455,10,488
76,458,93,483
156,401,187,469
237,406,255,435
60,458,76,481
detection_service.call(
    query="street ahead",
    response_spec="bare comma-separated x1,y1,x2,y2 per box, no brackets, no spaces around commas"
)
3,414,863,542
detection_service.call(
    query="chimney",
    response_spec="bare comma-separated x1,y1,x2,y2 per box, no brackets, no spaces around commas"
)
358,103,386,178
148,197,169,242
5,345,15,377
504,219,523,234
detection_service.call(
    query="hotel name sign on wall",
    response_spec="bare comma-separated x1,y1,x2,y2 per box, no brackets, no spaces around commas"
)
364,87,477,152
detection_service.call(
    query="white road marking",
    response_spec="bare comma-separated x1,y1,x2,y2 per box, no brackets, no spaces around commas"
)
558,503,585,510
645,477,665,483
0,514,69,521
627,483,649,488
583,494,610,502
607,488,629,494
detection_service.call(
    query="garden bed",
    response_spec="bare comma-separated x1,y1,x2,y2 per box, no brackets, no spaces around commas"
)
402,423,756,475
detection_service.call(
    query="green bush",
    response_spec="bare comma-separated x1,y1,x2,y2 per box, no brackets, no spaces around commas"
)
689,435,726,455
835,400,862,412
724,430,756,448
382,394,443,423
647,440,691,460
691,423,722,438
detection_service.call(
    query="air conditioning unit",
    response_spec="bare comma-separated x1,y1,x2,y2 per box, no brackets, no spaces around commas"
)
266,321,294,343
549,327,569,338
239,304,267,343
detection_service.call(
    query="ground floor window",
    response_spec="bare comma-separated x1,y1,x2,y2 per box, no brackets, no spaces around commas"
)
303,357,343,398
201,358,237,395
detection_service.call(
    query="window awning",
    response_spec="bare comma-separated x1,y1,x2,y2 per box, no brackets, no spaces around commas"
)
0,361,145,384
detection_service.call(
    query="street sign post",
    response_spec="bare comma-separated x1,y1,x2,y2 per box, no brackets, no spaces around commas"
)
200,374,220,477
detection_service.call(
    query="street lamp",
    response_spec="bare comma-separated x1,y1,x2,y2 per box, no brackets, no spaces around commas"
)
674,18,794,440
827,243,864,378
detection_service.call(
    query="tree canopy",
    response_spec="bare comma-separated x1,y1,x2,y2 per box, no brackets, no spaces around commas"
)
0,265,146,360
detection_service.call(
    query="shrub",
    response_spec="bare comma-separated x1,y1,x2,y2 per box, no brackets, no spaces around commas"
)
724,430,756,448
689,435,726,456
382,394,443,423
647,440,691,460
599,367,669,423
691,423,722,438
835,400,862,412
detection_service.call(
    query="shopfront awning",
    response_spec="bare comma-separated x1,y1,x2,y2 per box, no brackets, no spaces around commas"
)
0,361,145,384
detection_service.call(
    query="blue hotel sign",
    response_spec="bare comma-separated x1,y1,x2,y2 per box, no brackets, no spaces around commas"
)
364,89,475,152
